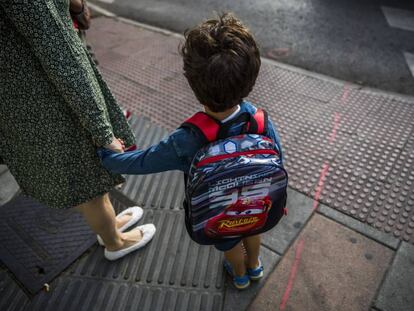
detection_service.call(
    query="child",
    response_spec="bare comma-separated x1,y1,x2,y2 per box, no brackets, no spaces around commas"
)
98,13,283,290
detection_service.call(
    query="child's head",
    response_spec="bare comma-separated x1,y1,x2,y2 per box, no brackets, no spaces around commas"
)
181,13,261,113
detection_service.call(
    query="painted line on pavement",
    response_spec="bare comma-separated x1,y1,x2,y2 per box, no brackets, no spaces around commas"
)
404,52,414,78
341,83,350,103
279,239,305,310
381,6,414,32
313,162,330,210
381,7,414,80
328,112,340,144
88,2,182,38
88,2,115,16
96,0,115,4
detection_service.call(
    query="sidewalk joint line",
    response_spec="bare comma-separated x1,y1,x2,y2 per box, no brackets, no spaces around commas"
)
88,2,115,17
260,243,284,256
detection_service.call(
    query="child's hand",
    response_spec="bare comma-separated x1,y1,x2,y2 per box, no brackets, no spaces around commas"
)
104,137,125,153
118,139,126,151
120,139,138,152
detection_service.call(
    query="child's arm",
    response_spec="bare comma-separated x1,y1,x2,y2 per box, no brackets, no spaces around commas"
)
97,131,188,174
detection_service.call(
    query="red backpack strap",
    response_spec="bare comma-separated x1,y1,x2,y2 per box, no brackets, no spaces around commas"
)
246,108,269,135
181,112,221,143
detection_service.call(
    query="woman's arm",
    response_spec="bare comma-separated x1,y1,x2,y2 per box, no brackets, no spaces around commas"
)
1,0,113,146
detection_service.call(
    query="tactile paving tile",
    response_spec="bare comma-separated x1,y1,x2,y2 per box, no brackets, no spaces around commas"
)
256,61,305,91
355,110,413,149
24,277,223,311
0,195,95,294
292,75,343,102
319,166,387,221
89,17,414,243
118,115,186,209
60,191,225,311
371,144,414,243
100,64,199,130
332,137,400,183
319,139,414,242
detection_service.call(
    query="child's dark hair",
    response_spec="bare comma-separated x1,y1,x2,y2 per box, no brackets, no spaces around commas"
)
181,13,261,112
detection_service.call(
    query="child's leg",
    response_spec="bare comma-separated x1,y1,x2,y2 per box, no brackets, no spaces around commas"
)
224,241,246,276
242,234,261,269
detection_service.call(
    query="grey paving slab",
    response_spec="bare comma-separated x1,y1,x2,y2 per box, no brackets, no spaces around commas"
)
261,188,314,255
318,204,400,250
0,267,29,311
374,242,414,311
223,246,281,311
250,214,395,311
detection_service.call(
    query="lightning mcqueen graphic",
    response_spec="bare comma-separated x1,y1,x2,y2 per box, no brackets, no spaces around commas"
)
205,196,272,237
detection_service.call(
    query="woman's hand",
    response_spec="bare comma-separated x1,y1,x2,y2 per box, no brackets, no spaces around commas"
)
104,137,125,153
70,0,91,30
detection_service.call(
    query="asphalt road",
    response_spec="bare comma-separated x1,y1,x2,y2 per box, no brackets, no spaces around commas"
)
91,0,414,96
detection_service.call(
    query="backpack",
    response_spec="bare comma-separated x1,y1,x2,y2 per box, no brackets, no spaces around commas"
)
181,108,288,245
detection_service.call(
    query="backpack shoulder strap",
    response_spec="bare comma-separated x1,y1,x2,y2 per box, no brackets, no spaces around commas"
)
250,108,269,135
181,108,269,142
181,112,221,143
235,108,269,135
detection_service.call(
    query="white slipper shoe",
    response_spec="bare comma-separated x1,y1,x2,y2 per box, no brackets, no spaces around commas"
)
97,206,144,246
104,224,156,261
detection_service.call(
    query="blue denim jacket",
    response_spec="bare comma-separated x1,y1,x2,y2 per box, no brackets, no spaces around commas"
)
97,101,283,174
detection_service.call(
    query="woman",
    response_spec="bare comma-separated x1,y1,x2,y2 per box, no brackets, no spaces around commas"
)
0,0,155,260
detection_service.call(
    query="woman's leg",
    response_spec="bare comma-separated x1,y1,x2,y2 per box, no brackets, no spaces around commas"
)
242,234,261,269
224,241,246,276
75,193,142,251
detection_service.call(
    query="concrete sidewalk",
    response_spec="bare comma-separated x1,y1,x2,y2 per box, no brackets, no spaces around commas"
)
1,9,413,311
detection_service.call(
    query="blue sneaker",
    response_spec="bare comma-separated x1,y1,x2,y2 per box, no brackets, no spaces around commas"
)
247,258,264,281
223,260,250,290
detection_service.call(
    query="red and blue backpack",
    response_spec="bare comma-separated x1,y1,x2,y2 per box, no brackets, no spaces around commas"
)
181,108,288,245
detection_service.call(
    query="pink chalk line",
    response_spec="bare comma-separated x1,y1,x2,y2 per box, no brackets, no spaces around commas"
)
279,239,306,310
313,162,330,210
278,74,350,311
341,83,350,103
328,112,340,144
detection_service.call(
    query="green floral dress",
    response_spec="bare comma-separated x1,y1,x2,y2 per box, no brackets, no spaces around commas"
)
0,0,135,209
